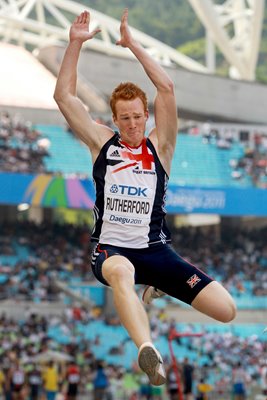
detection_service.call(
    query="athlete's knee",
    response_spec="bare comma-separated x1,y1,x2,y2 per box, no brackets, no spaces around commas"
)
192,281,237,323
107,266,134,289
208,295,236,323
102,256,135,287
220,297,237,323
215,285,237,323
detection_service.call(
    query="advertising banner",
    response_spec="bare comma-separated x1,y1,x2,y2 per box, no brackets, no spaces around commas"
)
0,172,95,209
167,184,267,216
0,172,266,216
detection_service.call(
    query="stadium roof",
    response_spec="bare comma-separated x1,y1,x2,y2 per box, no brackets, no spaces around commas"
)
0,42,57,109
0,0,265,81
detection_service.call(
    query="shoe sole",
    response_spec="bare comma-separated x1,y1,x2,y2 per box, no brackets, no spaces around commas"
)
142,287,165,305
142,286,151,304
138,346,166,386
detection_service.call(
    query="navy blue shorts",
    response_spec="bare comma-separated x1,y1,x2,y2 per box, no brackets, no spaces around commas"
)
91,243,213,305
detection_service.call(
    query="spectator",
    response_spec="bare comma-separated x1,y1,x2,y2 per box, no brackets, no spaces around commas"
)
260,359,267,397
65,361,80,400
42,361,59,400
28,364,42,400
232,361,250,400
182,357,194,400
0,367,5,400
166,364,182,400
8,359,25,400
92,361,109,400
138,373,151,400
196,378,213,400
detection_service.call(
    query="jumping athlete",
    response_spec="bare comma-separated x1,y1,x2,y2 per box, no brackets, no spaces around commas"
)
54,8,236,386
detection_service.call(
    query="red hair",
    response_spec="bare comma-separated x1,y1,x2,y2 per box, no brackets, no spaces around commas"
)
110,82,148,117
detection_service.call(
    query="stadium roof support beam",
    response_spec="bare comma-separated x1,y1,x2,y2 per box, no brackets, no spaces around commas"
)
188,0,265,80
0,0,209,74
249,0,265,79
0,0,264,82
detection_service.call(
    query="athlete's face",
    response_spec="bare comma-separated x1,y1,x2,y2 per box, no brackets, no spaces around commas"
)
113,97,148,147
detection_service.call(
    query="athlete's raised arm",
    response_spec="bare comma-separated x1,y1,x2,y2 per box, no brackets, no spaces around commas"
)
54,11,113,161
116,9,178,174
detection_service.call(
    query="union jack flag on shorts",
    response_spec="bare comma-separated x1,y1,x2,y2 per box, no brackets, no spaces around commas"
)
187,274,201,288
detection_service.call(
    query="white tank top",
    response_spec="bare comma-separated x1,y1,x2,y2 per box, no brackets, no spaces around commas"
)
91,133,171,248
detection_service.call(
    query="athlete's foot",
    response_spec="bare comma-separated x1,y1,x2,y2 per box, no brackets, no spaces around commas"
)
142,286,165,305
138,342,166,386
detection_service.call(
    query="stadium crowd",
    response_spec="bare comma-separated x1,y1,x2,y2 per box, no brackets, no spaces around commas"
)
0,220,91,302
188,121,267,188
1,110,267,399
0,220,267,302
0,111,50,174
0,300,267,399
233,132,267,188
0,306,267,400
0,220,267,399
1,110,267,188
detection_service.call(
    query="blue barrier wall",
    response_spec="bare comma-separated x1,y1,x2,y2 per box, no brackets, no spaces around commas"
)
1,172,266,216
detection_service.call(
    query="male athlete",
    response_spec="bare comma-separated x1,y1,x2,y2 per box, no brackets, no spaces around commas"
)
54,8,236,386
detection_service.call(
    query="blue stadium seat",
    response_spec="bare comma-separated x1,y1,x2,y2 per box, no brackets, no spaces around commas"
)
36,126,254,188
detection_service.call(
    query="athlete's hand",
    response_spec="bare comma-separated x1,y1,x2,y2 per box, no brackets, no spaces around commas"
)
116,8,134,48
69,11,101,43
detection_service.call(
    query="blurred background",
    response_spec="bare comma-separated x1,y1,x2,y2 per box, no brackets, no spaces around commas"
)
0,0,267,399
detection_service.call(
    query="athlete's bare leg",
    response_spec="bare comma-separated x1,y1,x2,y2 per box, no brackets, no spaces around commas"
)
102,255,151,347
102,255,166,386
191,281,236,322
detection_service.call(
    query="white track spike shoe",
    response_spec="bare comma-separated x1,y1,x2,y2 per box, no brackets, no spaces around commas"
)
138,342,166,386
142,286,165,305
